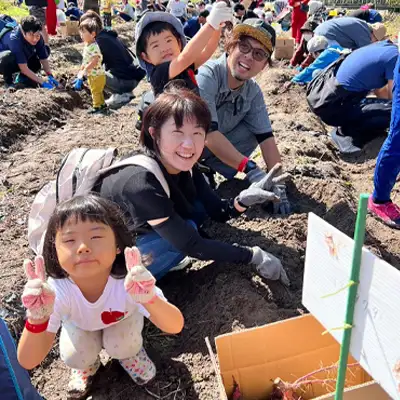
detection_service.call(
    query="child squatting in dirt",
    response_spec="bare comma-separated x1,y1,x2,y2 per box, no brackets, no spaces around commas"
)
17,195,184,399
73,17,107,114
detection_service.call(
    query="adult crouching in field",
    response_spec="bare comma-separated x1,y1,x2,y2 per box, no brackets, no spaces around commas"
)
307,40,397,154
0,16,59,89
25,0,49,44
197,19,291,216
80,11,146,108
314,17,386,50
95,87,290,285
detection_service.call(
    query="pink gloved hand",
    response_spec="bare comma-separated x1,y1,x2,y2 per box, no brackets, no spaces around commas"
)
124,247,156,304
21,256,55,321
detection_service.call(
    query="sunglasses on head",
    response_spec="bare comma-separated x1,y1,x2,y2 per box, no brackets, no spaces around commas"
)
237,39,269,62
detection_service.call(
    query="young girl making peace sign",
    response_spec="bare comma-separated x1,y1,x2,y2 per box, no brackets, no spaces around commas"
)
17,195,184,399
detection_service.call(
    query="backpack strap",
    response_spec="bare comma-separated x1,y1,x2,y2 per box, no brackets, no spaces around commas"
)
100,154,171,198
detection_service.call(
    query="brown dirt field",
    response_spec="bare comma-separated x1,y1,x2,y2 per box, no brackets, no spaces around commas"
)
1,22,399,400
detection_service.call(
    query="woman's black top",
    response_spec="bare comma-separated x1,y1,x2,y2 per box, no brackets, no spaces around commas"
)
96,159,253,264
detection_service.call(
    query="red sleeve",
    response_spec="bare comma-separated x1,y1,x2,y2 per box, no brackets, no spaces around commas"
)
290,38,306,66
288,0,296,6
300,53,315,69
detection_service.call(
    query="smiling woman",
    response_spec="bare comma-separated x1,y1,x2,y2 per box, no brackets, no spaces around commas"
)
96,86,290,286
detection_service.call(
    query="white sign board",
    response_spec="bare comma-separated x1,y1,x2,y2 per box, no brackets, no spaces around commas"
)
303,213,400,400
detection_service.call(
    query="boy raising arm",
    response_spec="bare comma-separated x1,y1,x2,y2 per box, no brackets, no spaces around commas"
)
135,3,233,96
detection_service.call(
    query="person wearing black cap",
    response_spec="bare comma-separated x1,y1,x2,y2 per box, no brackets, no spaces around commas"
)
289,18,319,69
197,19,291,216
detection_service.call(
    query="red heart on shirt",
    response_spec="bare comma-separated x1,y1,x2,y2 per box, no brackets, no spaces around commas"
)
101,310,126,325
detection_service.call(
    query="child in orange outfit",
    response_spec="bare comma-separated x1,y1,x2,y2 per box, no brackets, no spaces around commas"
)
289,0,309,44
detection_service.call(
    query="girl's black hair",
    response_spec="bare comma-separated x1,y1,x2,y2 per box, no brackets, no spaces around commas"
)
42,194,133,279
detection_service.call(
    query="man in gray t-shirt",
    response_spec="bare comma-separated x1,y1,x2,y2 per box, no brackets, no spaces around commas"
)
197,19,290,215
314,17,385,50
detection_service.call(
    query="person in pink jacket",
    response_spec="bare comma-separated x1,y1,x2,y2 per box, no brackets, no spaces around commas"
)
289,0,309,44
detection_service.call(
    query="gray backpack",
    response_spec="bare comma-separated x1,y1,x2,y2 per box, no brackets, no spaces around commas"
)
28,148,169,255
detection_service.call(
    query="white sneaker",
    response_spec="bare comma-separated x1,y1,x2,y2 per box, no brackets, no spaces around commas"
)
330,128,361,154
105,93,132,109
170,256,192,272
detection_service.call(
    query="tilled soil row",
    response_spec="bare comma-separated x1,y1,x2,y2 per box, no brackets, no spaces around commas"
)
0,28,399,399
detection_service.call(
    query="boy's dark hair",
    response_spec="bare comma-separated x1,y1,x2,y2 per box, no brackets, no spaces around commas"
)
21,16,42,34
42,194,134,279
199,10,209,18
140,85,211,157
136,21,181,55
233,3,245,12
79,13,103,35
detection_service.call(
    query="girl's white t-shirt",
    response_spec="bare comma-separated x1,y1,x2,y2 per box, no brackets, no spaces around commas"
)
168,0,186,17
47,276,165,333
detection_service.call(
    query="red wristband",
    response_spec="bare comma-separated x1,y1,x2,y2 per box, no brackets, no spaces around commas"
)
238,157,249,173
25,320,49,334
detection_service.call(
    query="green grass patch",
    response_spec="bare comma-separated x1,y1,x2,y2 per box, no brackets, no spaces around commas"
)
0,0,29,20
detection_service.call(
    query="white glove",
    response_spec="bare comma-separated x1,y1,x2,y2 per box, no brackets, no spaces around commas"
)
21,256,56,321
251,246,290,286
124,247,157,304
207,2,234,30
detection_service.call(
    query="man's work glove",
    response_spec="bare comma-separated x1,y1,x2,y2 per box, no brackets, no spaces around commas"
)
47,74,60,88
72,78,83,91
251,163,290,192
250,246,290,286
245,164,267,184
273,184,291,216
41,81,54,90
207,2,233,30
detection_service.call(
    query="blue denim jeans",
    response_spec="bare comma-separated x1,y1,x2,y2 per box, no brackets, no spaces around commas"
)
136,202,207,279
373,57,400,203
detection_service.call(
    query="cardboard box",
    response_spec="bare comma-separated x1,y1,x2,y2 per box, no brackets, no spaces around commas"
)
211,314,388,400
274,37,295,60
58,21,80,37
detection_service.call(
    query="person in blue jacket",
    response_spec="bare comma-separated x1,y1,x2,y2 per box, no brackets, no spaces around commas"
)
292,35,344,85
183,10,209,38
368,55,400,228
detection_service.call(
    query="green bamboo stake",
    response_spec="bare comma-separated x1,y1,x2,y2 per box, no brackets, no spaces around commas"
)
334,193,369,400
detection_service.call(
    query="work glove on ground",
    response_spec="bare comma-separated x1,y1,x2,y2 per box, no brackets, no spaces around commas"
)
124,247,156,304
41,81,54,90
207,2,233,30
21,256,55,321
245,165,267,184
251,246,290,286
47,74,60,88
272,184,291,216
72,78,83,91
